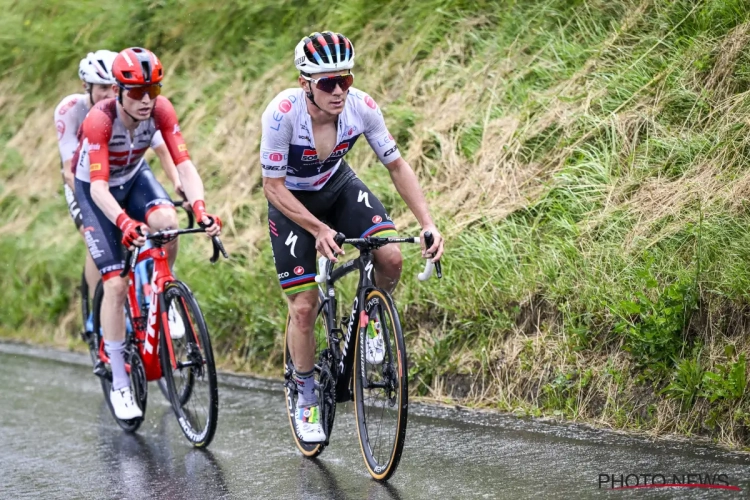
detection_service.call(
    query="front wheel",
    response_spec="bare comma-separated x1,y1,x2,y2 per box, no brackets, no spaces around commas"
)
159,281,218,448
353,289,408,481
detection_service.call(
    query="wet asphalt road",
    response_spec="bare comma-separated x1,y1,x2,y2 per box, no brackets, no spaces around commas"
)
1,342,750,499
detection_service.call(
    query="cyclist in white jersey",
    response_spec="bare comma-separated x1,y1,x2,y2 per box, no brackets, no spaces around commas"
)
261,32,445,443
54,50,182,331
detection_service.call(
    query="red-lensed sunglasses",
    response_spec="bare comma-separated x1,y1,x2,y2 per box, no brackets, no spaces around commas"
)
302,73,354,94
120,83,162,100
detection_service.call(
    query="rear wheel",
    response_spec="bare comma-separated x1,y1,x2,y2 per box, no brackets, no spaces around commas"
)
159,281,218,448
283,290,336,457
353,289,408,481
91,282,147,433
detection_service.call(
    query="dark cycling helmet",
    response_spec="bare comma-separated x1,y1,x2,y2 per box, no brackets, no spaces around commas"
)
294,31,355,75
112,47,164,85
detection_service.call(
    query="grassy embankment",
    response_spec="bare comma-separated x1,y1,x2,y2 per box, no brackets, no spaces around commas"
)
3,0,750,447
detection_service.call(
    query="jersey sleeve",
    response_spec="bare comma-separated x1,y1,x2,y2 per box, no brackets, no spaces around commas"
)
360,92,401,165
81,108,114,183
152,96,191,165
259,94,294,179
53,96,82,163
150,130,165,149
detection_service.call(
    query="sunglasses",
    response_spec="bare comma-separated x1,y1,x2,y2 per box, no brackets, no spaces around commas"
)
120,83,162,100
303,73,354,94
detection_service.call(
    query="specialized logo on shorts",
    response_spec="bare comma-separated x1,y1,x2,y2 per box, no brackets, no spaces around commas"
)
56,120,65,140
372,215,382,224
278,99,293,114
358,190,372,209
285,231,298,257
294,266,304,275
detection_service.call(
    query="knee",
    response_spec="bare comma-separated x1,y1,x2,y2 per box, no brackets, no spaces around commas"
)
375,246,403,274
288,292,318,325
146,207,178,231
103,276,128,302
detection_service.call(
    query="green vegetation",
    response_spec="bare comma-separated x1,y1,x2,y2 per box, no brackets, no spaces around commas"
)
3,0,750,447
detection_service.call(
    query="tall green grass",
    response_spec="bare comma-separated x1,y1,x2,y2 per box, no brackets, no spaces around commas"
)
4,0,750,445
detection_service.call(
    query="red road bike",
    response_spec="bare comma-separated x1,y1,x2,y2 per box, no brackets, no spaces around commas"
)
87,225,228,447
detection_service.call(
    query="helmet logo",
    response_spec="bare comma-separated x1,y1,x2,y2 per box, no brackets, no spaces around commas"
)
122,51,134,67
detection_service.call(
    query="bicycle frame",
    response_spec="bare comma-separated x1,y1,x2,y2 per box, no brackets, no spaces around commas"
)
318,250,377,403
97,245,177,381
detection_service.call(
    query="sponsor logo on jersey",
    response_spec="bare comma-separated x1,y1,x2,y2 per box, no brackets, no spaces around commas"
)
58,98,78,115
377,134,394,148
312,171,333,186
262,151,287,162
372,215,382,224
330,142,350,158
364,95,377,110
301,149,317,162
89,143,101,152
90,163,102,171
294,266,305,276
178,144,188,152
56,120,65,140
384,145,398,157
278,99,293,114
173,124,180,135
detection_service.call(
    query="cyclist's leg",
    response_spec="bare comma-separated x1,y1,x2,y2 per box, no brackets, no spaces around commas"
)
328,174,402,293
75,178,135,394
126,164,177,267
65,181,101,297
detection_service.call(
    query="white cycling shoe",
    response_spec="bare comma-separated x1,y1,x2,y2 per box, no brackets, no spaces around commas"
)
110,386,143,420
168,304,186,340
294,402,326,443
366,318,385,365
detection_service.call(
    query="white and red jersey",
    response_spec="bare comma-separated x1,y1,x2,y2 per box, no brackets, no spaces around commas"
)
259,87,401,191
54,93,163,168
73,96,188,186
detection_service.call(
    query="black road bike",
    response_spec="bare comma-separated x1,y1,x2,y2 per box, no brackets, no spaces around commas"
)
283,232,442,481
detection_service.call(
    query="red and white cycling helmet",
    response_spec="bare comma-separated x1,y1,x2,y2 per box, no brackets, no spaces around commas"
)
294,31,355,75
112,47,164,85
78,50,118,85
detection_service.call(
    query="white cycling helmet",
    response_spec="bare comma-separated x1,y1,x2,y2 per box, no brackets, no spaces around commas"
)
78,50,118,85
294,31,355,75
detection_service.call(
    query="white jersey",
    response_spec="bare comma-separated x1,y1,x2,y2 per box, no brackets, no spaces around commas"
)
54,93,164,168
259,87,401,191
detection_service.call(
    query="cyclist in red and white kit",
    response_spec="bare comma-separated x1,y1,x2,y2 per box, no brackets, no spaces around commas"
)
74,47,222,420
261,32,444,443
54,50,182,332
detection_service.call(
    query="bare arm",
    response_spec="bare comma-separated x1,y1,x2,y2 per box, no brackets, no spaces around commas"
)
263,177,343,260
175,159,204,205
62,159,75,191
91,180,128,224
384,157,444,260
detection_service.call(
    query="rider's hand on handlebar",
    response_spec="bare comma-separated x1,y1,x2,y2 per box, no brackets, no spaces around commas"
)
192,200,222,237
421,225,444,262
315,225,344,262
116,213,148,250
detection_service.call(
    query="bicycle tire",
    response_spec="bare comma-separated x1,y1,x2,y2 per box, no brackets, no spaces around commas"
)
353,288,408,481
159,280,218,448
283,290,336,457
91,281,147,433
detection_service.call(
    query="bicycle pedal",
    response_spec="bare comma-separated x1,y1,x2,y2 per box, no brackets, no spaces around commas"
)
92,361,108,378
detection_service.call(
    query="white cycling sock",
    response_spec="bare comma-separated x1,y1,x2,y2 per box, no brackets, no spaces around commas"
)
105,340,130,391
294,369,317,407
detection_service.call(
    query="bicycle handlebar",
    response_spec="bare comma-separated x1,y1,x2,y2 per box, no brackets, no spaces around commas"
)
314,231,442,283
119,225,229,278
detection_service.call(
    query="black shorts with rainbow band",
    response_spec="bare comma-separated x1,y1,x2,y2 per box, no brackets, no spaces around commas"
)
268,161,396,296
